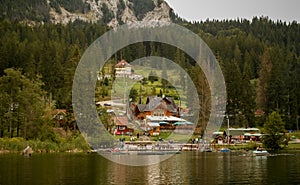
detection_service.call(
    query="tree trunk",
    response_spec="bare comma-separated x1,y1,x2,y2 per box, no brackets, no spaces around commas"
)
0,119,3,138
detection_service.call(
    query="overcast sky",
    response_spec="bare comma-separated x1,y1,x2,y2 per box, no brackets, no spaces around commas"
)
164,0,300,23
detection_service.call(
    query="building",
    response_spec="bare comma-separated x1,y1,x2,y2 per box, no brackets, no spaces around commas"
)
146,122,160,136
134,96,179,120
114,116,134,135
226,128,262,142
145,115,193,131
115,60,132,77
52,109,67,127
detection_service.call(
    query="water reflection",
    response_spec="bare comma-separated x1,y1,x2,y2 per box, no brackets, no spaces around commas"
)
0,152,300,184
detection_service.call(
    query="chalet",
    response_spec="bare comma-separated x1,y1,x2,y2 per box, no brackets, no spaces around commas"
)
134,96,179,120
115,60,132,77
114,116,134,135
52,109,67,127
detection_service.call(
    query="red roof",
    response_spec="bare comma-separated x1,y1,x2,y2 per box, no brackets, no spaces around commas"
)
115,60,131,68
52,109,67,116
255,109,265,116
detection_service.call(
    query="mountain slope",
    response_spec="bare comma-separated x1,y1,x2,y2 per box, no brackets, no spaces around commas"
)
0,0,175,26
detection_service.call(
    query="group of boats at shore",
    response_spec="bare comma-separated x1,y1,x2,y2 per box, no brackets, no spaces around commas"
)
94,142,270,156
203,145,269,156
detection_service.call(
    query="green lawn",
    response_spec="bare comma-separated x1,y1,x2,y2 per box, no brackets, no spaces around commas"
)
290,130,300,139
158,132,192,142
112,131,194,143
96,64,190,108
287,143,300,150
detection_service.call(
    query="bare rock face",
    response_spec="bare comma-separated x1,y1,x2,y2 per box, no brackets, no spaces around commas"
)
143,1,171,23
48,0,173,27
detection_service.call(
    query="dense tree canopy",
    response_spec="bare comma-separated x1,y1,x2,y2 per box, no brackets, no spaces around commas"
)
0,68,47,139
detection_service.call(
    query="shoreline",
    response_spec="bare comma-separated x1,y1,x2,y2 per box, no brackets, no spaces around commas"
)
1,139,299,154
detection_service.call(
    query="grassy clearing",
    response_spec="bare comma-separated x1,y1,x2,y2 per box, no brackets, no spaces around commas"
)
97,63,189,107
286,143,300,150
160,132,192,142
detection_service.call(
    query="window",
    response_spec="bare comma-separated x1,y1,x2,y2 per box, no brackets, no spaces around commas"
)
153,108,165,116
119,126,126,130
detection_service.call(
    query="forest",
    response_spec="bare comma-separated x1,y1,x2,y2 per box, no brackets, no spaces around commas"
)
0,16,299,140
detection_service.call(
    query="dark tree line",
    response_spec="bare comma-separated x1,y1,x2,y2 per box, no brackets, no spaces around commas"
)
188,17,300,129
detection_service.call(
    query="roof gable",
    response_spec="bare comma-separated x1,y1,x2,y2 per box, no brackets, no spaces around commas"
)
144,101,168,112
137,96,178,113
114,116,128,126
115,60,131,68
136,104,146,112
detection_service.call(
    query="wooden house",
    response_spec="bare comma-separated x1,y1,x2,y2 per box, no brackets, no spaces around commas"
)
134,96,179,120
114,116,134,135
52,109,67,127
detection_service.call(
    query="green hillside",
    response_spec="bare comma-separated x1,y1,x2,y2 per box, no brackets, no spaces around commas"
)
0,14,299,140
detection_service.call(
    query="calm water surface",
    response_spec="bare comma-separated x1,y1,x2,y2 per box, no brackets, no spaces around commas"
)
0,151,300,185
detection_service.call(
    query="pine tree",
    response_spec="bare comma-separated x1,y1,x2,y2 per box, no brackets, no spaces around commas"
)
256,48,272,112
263,111,286,150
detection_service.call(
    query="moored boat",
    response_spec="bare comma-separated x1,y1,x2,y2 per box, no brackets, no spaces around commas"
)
253,149,269,156
219,148,230,153
111,148,129,155
204,148,213,152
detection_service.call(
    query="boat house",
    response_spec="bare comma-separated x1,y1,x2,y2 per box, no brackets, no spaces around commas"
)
226,128,262,142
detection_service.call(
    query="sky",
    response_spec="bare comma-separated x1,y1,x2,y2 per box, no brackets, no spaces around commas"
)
164,0,300,23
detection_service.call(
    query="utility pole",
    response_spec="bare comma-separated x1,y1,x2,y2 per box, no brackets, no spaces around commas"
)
227,115,230,144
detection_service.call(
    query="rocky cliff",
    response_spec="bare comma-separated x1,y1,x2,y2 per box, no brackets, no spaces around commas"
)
0,0,174,27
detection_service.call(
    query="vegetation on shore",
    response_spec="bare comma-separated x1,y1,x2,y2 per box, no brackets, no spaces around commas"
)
0,132,90,153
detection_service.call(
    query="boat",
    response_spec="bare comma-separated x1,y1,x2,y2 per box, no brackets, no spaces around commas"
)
202,147,213,152
110,148,129,155
253,149,269,156
219,148,230,153
137,150,180,155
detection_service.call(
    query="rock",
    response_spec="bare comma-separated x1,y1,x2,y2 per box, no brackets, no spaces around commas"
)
22,146,33,156
48,0,173,27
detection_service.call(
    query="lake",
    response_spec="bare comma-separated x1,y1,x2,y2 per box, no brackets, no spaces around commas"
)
1,151,300,185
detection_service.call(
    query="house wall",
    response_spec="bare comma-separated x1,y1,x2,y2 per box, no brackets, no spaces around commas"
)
116,125,134,135
150,127,160,136
115,67,132,77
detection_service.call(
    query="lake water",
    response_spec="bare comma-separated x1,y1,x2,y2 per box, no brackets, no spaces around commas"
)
1,151,300,185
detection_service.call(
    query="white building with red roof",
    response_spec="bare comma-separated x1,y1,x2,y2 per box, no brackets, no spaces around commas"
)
115,60,132,77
